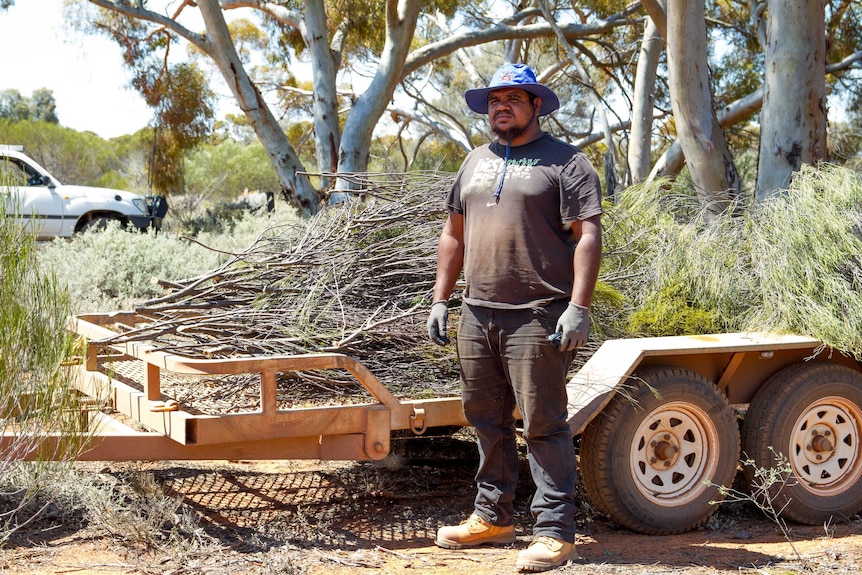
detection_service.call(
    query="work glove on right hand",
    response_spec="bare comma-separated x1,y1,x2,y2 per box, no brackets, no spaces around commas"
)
554,302,590,352
427,301,450,345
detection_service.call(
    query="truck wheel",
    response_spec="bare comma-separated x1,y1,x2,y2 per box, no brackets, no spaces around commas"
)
741,363,862,524
80,216,123,233
580,366,740,534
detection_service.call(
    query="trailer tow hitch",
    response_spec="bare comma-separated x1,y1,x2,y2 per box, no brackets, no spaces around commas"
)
410,407,427,435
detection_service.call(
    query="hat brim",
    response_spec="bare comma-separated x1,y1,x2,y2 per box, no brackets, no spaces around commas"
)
464,83,560,116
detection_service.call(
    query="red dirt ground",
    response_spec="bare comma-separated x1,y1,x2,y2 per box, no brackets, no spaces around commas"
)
1,435,861,575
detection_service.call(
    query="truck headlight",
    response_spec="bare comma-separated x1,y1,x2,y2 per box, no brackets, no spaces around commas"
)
132,198,149,214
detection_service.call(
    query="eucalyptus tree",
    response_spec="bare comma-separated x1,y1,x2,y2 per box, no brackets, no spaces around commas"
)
628,0,665,184
24,0,861,215
0,89,58,124
76,0,636,214
756,0,828,201
638,0,861,207
667,0,742,215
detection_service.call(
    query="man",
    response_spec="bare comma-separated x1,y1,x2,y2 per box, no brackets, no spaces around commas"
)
426,63,603,572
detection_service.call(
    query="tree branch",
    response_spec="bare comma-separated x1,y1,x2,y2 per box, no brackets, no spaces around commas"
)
402,9,640,78
88,0,206,50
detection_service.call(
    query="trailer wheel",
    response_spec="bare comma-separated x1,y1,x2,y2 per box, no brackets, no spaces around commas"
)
741,363,862,524
580,366,740,534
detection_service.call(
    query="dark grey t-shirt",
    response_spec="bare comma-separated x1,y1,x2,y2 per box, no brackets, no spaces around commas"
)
447,133,602,309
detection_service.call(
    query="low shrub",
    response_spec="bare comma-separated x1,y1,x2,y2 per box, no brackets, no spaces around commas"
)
37,203,300,314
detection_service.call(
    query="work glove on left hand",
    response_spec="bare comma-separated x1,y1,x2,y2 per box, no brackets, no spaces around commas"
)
555,303,590,352
427,301,450,345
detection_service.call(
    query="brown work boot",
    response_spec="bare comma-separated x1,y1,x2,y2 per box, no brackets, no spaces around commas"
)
515,536,578,572
435,513,516,549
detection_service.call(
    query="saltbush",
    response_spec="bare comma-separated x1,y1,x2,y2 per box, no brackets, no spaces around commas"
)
37,204,301,314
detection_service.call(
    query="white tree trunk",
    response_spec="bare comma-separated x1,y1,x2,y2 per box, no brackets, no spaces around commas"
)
197,0,319,214
537,0,620,199
666,0,740,215
650,87,764,180
755,0,827,201
304,0,341,184
650,40,858,181
503,8,538,64
641,0,668,39
335,0,421,195
628,3,665,184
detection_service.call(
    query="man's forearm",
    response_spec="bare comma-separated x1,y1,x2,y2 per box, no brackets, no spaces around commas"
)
433,236,464,302
571,217,602,307
432,215,465,301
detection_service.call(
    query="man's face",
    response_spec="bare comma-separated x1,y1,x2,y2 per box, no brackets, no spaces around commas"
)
487,88,538,141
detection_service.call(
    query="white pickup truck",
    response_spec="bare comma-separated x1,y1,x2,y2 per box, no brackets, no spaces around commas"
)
1,145,167,239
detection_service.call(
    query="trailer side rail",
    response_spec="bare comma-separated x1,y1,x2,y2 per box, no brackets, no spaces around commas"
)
49,313,469,461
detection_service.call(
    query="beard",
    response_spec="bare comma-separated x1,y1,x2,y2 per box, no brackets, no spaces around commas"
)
490,113,535,142
492,125,527,142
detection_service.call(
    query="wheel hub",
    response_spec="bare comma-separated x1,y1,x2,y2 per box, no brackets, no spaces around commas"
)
790,398,862,491
648,433,680,469
803,424,835,464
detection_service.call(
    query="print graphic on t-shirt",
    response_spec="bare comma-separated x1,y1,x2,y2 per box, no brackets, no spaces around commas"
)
464,156,540,198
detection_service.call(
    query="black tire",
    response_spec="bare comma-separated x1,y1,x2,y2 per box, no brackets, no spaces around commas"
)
741,363,862,524
80,216,115,233
580,366,740,534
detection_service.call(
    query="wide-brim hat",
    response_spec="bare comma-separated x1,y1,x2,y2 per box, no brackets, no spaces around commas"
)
464,63,560,116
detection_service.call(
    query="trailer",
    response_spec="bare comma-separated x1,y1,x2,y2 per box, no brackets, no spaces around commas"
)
10,312,862,536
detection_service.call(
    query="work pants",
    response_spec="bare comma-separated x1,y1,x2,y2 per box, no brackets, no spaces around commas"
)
457,300,578,542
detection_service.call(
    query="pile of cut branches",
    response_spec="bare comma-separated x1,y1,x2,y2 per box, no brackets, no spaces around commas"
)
98,172,462,400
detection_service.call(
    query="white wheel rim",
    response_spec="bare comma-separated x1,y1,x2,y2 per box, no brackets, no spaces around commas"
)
788,396,862,495
629,402,721,507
